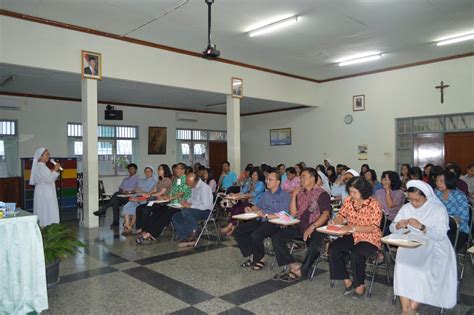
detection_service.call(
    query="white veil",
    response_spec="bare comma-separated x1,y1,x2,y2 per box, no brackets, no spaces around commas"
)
29,147,46,185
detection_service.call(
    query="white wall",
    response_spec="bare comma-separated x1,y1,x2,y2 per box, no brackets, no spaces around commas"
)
241,56,474,173
0,16,318,107
0,95,226,191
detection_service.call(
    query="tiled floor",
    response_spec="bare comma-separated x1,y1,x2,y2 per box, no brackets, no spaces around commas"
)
44,216,474,315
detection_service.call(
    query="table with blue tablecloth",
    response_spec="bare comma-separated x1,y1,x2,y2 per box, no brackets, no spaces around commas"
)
0,210,48,314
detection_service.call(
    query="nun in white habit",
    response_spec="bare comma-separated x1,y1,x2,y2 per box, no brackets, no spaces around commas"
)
390,180,457,313
29,148,61,226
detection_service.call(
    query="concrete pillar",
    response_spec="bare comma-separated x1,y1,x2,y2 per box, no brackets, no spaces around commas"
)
226,95,241,174
81,79,99,228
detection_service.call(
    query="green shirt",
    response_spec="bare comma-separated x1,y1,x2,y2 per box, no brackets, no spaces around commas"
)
170,175,191,202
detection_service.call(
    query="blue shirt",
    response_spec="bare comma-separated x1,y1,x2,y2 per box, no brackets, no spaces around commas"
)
373,182,383,195
221,171,237,190
256,187,291,215
331,183,348,200
435,189,470,234
119,174,139,192
242,180,265,205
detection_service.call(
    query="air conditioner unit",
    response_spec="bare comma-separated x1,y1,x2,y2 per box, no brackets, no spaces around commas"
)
176,113,198,122
0,99,25,111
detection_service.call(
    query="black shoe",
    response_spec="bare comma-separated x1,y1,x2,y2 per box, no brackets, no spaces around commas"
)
343,286,353,296
110,222,119,228
93,210,106,217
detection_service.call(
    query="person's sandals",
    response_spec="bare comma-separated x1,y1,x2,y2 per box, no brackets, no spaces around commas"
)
252,261,265,270
343,286,353,296
351,290,365,300
121,227,132,236
131,229,142,236
225,225,235,236
272,269,289,280
240,258,253,268
136,236,157,245
279,271,301,282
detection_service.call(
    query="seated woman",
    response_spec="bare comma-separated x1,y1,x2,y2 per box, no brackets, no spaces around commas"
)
400,163,411,192
410,166,423,180
328,177,382,299
374,171,405,235
281,167,300,193
390,180,457,313
422,163,433,183
202,167,217,193
134,164,173,236
237,164,253,186
121,166,157,236
360,163,370,176
435,171,470,251
271,168,331,282
364,169,383,194
220,167,265,235
294,163,305,177
326,166,337,186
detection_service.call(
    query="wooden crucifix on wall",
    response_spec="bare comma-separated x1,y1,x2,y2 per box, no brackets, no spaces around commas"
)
435,81,450,103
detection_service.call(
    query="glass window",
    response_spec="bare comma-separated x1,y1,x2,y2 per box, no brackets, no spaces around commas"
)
0,121,16,136
74,141,83,155
0,120,19,177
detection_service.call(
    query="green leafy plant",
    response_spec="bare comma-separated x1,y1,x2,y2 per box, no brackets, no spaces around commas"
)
41,224,85,264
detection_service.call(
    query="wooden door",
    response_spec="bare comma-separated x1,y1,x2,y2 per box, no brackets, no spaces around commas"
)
209,142,227,180
444,132,474,173
414,133,444,167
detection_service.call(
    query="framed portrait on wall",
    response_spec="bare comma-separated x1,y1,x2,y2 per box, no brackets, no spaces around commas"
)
353,94,365,111
148,127,167,154
81,50,102,80
270,128,291,146
231,77,243,98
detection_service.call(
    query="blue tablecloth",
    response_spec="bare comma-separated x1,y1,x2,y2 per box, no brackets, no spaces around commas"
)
0,210,48,314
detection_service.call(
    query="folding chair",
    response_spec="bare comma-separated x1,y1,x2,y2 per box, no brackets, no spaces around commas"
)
458,206,473,281
194,193,222,247
365,212,391,297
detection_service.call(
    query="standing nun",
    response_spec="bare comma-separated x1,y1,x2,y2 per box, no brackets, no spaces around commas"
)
29,148,62,226
390,180,457,313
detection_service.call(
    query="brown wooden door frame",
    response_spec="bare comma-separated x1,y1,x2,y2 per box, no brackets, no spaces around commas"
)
208,141,227,182
444,131,474,173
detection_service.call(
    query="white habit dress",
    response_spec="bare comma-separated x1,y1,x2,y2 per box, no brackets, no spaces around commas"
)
30,148,60,226
390,180,457,309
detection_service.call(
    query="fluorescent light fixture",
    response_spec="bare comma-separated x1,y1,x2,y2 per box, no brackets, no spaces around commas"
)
436,32,474,46
248,16,299,37
337,53,383,66
205,103,226,109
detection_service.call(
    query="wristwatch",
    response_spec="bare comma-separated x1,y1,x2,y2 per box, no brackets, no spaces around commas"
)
265,214,268,220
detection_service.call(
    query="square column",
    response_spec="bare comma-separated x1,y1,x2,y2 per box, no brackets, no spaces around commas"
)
81,79,99,228
226,95,241,174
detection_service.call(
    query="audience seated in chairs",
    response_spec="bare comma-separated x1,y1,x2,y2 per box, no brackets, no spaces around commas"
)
330,168,359,201
374,171,406,236
237,164,254,186
460,163,474,204
200,167,217,193
220,167,265,236
400,163,411,192
328,176,382,299
93,163,139,228
281,167,300,193
435,171,470,251
121,166,157,236
446,163,470,198
234,171,290,271
364,169,383,194
271,168,331,282
171,172,214,247
217,160,238,191
390,180,457,313
136,162,191,245
134,164,173,236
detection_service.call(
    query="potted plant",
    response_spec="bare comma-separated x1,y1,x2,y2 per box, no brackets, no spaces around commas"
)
41,223,85,288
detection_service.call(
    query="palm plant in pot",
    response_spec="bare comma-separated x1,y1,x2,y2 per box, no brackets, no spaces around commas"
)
41,223,85,288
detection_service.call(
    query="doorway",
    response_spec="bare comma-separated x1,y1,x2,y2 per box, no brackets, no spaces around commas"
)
444,132,474,173
209,142,227,181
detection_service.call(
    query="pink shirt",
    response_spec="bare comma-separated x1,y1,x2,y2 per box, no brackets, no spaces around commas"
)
281,176,301,193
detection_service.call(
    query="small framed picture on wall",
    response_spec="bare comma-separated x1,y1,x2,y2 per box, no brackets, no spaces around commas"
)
148,127,167,154
270,128,291,146
231,77,243,98
353,94,365,111
81,50,102,80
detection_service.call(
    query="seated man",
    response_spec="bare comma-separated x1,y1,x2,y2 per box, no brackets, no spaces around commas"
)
172,172,214,247
93,163,138,228
136,163,191,244
217,160,237,191
271,168,332,282
234,171,291,270
330,168,359,201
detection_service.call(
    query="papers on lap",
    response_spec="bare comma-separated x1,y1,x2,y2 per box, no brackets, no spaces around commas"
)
381,233,426,248
147,199,170,207
467,246,474,254
232,213,259,220
168,203,183,209
269,218,300,226
117,194,133,198
317,225,348,236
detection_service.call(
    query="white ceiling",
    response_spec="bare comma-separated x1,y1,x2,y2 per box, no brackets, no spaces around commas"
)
0,63,306,115
1,0,473,80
